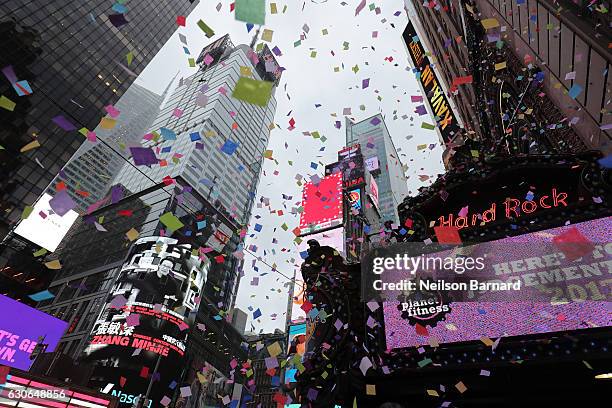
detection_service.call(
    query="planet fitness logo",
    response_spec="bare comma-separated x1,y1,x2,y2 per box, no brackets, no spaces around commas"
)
397,279,452,328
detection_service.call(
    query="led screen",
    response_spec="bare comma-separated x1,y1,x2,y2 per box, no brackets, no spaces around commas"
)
0,295,68,371
284,323,308,384
0,370,116,407
13,193,79,252
298,173,343,234
383,217,612,349
292,228,345,321
83,237,207,406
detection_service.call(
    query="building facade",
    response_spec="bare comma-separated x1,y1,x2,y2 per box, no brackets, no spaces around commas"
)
37,176,242,360
403,0,611,155
47,82,170,213
345,114,410,225
113,34,281,225
0,0,199,239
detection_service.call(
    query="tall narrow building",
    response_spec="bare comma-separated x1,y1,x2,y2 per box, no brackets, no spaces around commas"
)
113,34,280,225
346,114,410,225
47,81,172,213
0,0,199,239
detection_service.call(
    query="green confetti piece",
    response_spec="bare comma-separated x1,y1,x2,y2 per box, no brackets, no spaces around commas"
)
21,205,33,220
235,0,265,25
232,77,274,106
33,248,47,257
421,122,435,130
196,19,215,38
159,212,185,232
188,58,196,67
418,358,432,368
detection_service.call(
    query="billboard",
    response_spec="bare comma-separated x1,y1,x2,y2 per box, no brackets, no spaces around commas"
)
83,237,208,406
0,369,117,407
368,177,380,212
382,217,612,349
284,323,308,384
0,295,67,371
365,156,380,173
347,189,362,212
13,193,79,252
298,173,343,235
403,21,461,143
293,228,346,322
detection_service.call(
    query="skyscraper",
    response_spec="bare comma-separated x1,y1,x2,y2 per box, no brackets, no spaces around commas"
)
403,0,610,155
47,82,171,212
346,114,410,225
113,34,281,225
0,0,199,239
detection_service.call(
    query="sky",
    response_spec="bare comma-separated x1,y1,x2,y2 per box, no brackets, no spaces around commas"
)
136,0,445,334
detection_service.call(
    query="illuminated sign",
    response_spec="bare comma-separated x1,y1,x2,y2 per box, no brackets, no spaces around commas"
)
338,144,361,160
383,216,612,349
348,189,362,212
403,21,461,143
0,370,117,407
435,188,569,229
365,156,380,173
0,295,67,371
368,177,380,211
14,193,79,252
298,173,343,234
343,176,365,189
84,237,207,406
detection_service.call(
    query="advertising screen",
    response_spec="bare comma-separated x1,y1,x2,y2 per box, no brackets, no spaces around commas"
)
13,193,79,252
83,237,208,406
292,228,346,322
348,189,362,212
365,156,380,173
368,177,380,212
0,369,117,407
382,217,612,349
403,21,461,142
298,173,343,235
284,323,308,384
0,295,68,371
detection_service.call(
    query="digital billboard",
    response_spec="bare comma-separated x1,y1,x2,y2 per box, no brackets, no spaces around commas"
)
284,323,308,384
0,294,68,371
83,237,208,406
403,21,461,143
347,189,362,212
382,217,612,349
13,193,79,252
298,173,343,235
0,369,117,407
293,228,346,322
368,177,380,212
365,156,380,173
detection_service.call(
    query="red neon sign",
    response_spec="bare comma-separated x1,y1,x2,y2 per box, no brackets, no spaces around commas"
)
436,188,568,230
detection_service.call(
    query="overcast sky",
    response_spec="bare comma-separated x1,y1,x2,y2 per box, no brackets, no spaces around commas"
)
136,0,445,333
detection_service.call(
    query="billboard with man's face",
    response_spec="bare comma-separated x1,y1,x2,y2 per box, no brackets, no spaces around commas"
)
83,237,208,407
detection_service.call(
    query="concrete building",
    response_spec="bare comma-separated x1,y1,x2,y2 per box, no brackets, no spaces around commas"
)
345,114,410,225
403,0,611,155
113,34,281,224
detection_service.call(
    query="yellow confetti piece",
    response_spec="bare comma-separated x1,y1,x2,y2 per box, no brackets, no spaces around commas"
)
365,384,376,395
427,389,439,397
126,228,139,241
240,66,252,77
45,259,62,270
481,18,500,29
261,29,273,42
20,140,41,153
0,95,16,111
270,3,277,14
494,61,507,70
99,117,117,129
480,336,494,346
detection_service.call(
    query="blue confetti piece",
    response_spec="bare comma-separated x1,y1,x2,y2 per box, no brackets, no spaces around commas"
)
568,84,583,99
